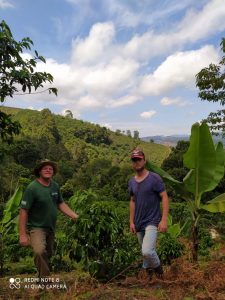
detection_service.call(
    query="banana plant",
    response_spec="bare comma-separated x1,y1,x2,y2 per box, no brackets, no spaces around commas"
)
147,122,225,261
0,186,23,275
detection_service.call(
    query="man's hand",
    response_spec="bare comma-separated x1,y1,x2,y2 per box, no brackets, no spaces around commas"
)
72,213,79,222
19,234,29,247
158,219,168,232
130,222,136,234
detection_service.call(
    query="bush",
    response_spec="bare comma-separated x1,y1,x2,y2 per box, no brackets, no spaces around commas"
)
57,190,139,280
158,234,185,265
198,227,214,257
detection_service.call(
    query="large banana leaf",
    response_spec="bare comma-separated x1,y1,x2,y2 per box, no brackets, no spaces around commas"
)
201,193,225,213
2,187,23,225
212,142,225,189
183,123,218,196
146,161,181,184
146,161,192,201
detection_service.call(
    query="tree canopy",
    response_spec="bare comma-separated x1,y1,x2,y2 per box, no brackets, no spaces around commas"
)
196,38,225,136
0,20,57,143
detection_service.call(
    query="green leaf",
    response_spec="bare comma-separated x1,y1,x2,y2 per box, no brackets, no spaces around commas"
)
146,161,181,184
49,87,58,96
183,123,218,197
213,142,225,187
168,224,181,239
38,56,46,63
2,187,23,225
201,193,225,212
146,161,192,200
167,214,173,226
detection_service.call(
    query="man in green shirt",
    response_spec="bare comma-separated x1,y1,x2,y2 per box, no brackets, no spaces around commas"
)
19,159,78,278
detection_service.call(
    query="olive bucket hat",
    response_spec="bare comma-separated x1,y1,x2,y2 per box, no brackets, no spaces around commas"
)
34,159,57,177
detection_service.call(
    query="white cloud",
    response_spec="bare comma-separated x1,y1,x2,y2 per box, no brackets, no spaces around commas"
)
101,123,112,129
12,0,223,118
106,0,205,28
0,0,14,8
178,0,225,42
160,97,189,107
16,42,219,117
110,95,140,108
140,110,156,119
82,57,139,97
122,0,225,62
71,22,115,65
139,45,219,96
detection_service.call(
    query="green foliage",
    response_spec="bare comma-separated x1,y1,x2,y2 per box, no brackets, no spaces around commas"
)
1,187,23,226
147,122,225,261
10,138,42,168
198,227,214,257
0,111,21,144
0,158,30,202
57,191,138,279
72,159,133,201
158,234,184,265
166,215,183,239
0,20,57,101
196,38,225,135
51,232,76,272
183,124,224,196
0,187,23,275
169,203,191,236
162,141,190,182
0,105,170,206
133,130,139,139
60,181,74,199
157,214,185,265
4,233,32,263
0,20,57,143
149,123,225,210
73,125,112,146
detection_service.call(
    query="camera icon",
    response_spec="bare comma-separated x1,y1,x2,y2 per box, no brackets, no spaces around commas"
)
9,278,21,289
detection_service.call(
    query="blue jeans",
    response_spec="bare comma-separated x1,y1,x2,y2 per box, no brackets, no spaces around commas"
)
137,225,160,269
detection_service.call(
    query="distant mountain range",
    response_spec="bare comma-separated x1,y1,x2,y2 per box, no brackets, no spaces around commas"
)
141,134,225,147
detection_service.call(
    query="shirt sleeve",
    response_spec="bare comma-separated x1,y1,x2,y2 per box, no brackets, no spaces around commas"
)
153,175,165,193
128,179,134,197
58,187,64,204
20,187,34,210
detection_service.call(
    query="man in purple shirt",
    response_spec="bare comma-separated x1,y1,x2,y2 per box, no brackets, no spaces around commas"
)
129,149,169,278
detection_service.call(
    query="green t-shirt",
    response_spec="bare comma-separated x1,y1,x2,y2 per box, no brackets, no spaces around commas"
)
20,179,63,232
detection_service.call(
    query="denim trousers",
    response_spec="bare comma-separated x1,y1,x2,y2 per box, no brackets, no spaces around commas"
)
136,224,160,269
29,228,55,278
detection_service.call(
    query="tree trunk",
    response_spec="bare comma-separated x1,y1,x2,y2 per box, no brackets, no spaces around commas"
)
192,224,198,261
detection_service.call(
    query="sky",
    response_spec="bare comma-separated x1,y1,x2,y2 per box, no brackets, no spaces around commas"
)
1,0,225,137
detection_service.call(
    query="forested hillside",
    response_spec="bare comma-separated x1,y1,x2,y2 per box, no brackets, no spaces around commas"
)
0,106,170,203
1,109,225,300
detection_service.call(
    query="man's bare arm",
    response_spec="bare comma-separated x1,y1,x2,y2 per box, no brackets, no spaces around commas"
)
19,208,29,246
58,202,78,220
158,191,169,232
129,196,136,234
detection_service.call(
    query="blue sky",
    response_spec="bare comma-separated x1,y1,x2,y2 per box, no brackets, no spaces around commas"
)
1,0,225,136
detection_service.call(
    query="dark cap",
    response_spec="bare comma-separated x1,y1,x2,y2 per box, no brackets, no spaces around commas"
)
131,150,145,159
34,159,57,177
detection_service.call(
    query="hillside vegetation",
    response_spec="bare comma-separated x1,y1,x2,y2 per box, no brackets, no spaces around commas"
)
0,106,170,202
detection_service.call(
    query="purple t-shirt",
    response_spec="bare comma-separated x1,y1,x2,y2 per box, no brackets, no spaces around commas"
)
128,172,165,232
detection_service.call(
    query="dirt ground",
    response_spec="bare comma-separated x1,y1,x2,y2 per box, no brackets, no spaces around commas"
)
0,258,225,300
